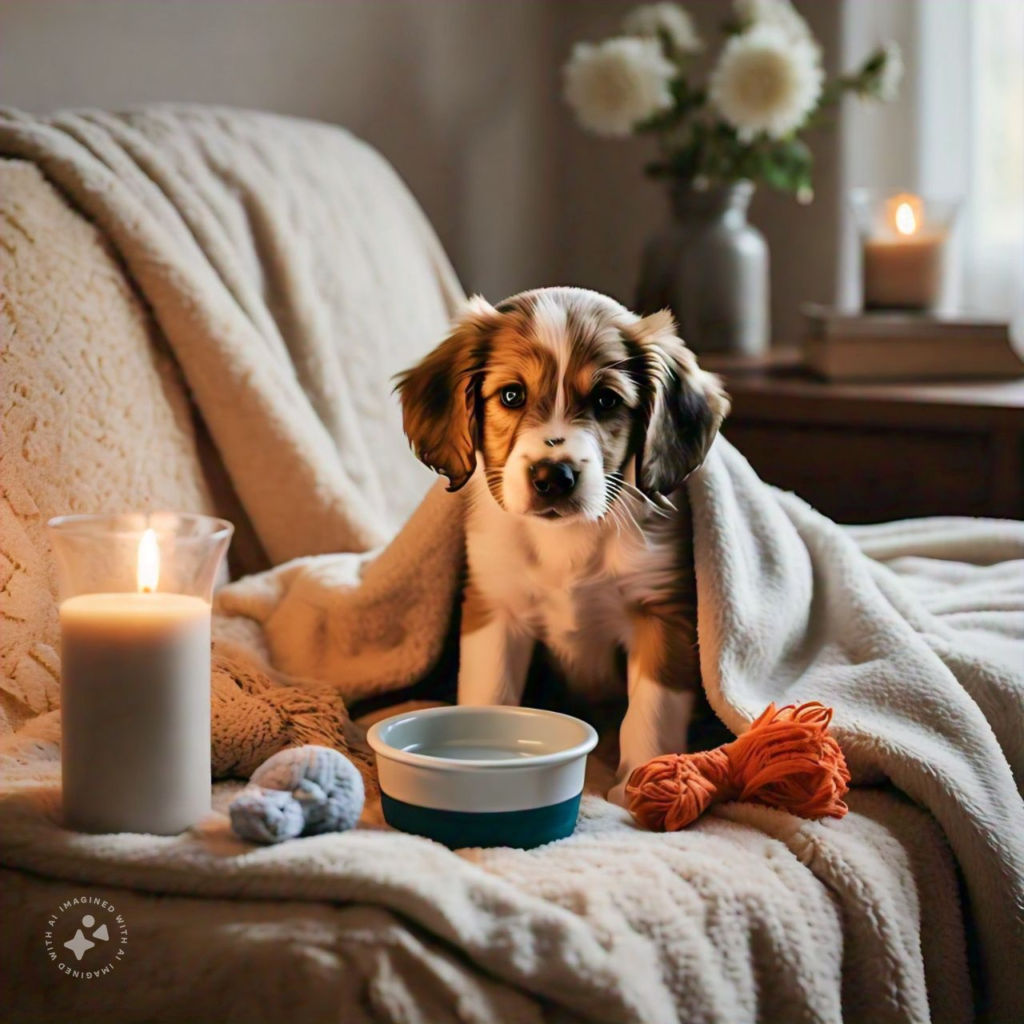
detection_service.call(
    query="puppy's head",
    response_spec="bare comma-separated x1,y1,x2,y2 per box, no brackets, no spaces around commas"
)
395,288,729,523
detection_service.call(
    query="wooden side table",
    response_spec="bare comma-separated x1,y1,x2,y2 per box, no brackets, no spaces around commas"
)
700,350,1024,523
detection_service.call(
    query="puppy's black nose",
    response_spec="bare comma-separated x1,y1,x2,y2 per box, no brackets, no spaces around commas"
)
530,460,576,497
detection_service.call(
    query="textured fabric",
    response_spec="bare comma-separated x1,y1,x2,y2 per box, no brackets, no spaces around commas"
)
0,160,220,735
0,729,971,1024
215,438,1024,1020
8,440,1024,1019
0,103,461,737
0,105,461,567
692,450,1024,1021
208,636,359,780
218,478,464,702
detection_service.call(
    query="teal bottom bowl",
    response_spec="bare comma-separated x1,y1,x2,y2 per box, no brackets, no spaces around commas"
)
380,792,583,850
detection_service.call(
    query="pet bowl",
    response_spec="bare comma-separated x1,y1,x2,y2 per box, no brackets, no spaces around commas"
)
366,706,598,849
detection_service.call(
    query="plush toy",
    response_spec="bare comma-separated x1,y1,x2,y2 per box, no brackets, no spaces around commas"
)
626,702,850,832
229,744,365,844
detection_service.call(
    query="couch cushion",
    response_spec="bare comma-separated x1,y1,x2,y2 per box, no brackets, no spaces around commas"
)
0,160,218,732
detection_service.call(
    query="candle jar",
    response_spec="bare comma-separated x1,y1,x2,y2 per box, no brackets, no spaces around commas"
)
48,512,232,834
851,189,960,311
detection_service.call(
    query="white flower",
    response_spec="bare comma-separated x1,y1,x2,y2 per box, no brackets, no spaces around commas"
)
623,3,703,56
563,37,676,138
734,0,818,55
709,25,823,141
875,40,903,102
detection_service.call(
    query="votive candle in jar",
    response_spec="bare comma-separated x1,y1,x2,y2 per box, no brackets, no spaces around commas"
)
48,513,232,835
851,190,959,311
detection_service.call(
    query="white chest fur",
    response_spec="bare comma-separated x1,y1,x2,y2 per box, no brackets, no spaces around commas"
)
465,482,662,691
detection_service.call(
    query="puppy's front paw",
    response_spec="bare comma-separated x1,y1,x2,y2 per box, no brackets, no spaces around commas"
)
606,781,630,808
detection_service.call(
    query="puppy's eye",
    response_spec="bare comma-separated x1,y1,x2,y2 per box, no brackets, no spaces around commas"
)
594,388,621,412
500,384,526,409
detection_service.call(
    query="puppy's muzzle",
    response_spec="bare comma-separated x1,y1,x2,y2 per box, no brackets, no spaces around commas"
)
529,459,577,504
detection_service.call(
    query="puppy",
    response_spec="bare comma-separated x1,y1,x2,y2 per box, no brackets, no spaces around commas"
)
396,287,729,805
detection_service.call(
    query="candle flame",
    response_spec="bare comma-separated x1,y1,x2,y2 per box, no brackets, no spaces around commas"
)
895,202,917,236
137,529,160,593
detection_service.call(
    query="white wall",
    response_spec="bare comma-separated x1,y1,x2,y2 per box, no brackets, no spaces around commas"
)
0,0,846,343
0,0,563,301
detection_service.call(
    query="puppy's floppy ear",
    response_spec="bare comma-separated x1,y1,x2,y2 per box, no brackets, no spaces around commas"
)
627,309,730,495
394,296,498,492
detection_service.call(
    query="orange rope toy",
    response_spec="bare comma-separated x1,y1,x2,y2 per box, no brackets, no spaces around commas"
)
625,702,851,832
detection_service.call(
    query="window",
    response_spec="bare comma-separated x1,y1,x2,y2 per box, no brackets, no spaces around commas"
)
841,0,1024,328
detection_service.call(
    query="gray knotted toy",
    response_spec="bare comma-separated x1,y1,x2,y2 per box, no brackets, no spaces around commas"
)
229,745,365,844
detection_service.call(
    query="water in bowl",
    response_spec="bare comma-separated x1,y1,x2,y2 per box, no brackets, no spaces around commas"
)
409,739,544,761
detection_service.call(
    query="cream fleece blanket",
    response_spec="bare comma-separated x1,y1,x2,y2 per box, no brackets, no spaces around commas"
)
0,105,461,564
3,454,1021,1022
216,445,1024,1021
2,107,1022,1023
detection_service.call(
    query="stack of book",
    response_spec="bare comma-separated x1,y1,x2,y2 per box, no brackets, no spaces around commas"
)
802,305,1024,382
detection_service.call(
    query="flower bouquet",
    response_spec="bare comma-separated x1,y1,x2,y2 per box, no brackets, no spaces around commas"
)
563,0,902,353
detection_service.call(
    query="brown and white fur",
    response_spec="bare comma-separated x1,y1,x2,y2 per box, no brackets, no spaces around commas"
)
396,287,729,805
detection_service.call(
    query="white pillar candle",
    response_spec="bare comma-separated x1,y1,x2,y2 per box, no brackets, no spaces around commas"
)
50,516,231,835
852,191,959,312
60,591,212,835
862,196,947,310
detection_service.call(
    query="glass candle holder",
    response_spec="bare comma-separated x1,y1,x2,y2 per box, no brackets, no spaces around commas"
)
48,512,232,835
851,189,960,311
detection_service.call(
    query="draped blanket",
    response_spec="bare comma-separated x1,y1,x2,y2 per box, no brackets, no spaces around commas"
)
1,107,1022,1023
214,446,1024,1021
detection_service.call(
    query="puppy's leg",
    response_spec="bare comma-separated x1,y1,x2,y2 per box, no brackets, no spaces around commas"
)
457,583,534,706
608,681,695,807
607,614,698,807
